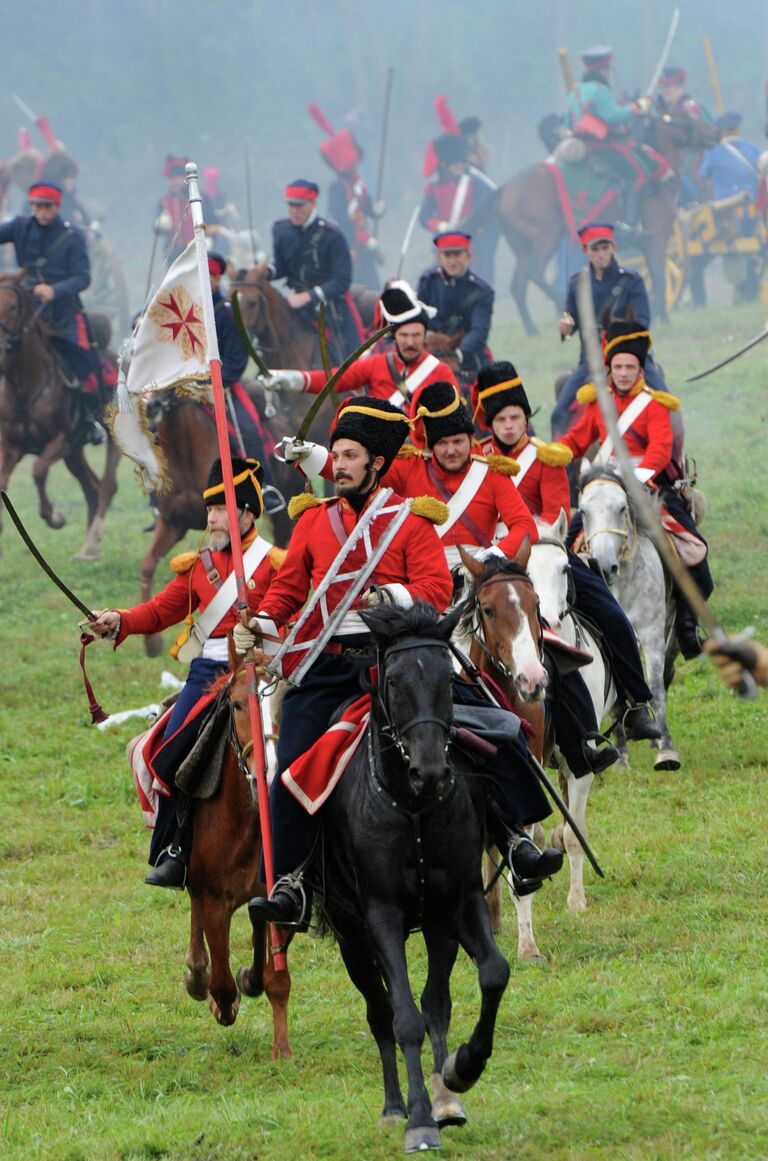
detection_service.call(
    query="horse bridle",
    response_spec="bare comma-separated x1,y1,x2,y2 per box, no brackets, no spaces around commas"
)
469,571,544,680
375,635,454,762
232,281,280,360
579,479,637,565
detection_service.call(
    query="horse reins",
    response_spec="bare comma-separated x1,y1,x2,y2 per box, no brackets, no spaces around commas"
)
579,479,637,565
469,571,544,680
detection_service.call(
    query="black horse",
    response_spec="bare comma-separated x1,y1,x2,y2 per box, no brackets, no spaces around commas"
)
318,601,510,1153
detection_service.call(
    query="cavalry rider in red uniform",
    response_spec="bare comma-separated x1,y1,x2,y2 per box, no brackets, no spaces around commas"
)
310,105,385,290
267,178,364,363
86,459,284,889
257,282,457,419
0,180,104,443
239,397,563,930
474,361,662,746
552,321,713,659
417,230,494,380
419,133,499,285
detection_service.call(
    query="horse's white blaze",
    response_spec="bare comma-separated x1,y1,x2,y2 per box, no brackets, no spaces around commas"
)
504,585,547,693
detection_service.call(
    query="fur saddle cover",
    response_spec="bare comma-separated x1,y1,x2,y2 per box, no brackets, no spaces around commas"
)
127,689,232,828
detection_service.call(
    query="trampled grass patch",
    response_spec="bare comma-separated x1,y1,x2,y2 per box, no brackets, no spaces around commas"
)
1,299,766,1159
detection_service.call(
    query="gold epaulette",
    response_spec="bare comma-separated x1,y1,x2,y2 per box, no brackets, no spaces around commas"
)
169,550,198,574
396,443,426,459
576,383,597,405
531,437,573,467
287,493,332,520
646,388,681,411
268,546,288,569
410,496,450,524
482,452,520,477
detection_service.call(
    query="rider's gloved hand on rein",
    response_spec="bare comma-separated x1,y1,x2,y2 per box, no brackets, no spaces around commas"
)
81,610,120,640
362,587,396,608
233,617,262,656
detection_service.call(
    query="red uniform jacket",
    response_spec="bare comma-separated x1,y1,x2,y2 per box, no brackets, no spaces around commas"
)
559,383,674,479
383,452,538,558
302,348,457,403
479,435,572,523
258,490,453,626
115,532,282,644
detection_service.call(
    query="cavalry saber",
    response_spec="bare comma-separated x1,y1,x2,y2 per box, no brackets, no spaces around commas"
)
372,66,394,240
686,324,768,381
448,638,605,879
231,288,271,378
294,324,391,444
1,490,96,620
645,7,681,98
396,205,420,280
576,272,757,699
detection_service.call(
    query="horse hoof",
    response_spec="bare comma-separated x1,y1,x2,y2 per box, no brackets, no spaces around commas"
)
404,1126,441,1152
236,966,264,999
46,512,66,530
184,972,209,1002
72,548,101,562
442,1050,476,1095
430,1073,467,1128
654,749,681,771
518,949,547,964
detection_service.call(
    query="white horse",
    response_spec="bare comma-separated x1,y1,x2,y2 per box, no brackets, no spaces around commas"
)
527,510,618,912
577,465,680,771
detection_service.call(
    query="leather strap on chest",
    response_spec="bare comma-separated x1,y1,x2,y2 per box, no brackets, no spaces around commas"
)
426,459,491,546
199,547,222,587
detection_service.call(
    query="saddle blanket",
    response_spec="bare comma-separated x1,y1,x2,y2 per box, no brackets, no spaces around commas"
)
660,506,708,566
281,694,370,815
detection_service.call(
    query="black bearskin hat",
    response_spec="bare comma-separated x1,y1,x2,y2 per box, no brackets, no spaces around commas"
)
473,361,531,425
413,381,474,447
330,396,411,472
203,457,264,515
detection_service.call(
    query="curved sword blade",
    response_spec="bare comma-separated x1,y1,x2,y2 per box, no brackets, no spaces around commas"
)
686,325,768,382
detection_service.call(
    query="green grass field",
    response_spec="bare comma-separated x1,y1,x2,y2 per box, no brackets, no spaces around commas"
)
1,294,767,1160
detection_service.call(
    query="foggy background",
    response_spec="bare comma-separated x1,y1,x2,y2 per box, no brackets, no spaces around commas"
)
3,0,768,314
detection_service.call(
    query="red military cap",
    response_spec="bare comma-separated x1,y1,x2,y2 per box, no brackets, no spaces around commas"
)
434,230,472,251
28,182,62,206
578,222,614,248
659,66,686,87
320,130,361,174
285,179,319,203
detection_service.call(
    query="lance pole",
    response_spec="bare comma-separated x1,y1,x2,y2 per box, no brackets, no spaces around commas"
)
372,66,394,240
186,162,286,968
244,141,257,265
575,270,757,699
702,35,725,117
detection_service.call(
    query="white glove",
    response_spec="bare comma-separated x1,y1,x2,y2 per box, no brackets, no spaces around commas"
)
362,586,395,607
633,467,655,484
273,436,321,464
371,199,386,218
477,546,505,562
154,212,172,234
259,370,307,393
233,618,261,655
633,95,652,115
436,220,450,232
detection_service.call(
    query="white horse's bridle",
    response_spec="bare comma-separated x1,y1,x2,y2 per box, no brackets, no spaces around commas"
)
580,479,637,566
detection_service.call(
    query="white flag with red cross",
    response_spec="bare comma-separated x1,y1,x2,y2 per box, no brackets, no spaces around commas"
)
110,242,212,490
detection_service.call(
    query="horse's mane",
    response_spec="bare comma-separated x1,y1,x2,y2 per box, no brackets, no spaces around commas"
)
457,556,532,638
361,600,458,647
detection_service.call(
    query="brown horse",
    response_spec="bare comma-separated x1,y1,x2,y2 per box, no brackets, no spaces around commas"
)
497,115,720,335
181,649,292,1054
0,276,120,560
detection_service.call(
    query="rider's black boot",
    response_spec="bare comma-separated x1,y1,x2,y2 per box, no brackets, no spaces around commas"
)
145,844,187,890
675,604,704,660
248,874,310,931
507,833,563,897
622,703,662,742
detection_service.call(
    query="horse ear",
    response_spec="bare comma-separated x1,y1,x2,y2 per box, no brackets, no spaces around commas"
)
458,545,484,577
512,534,531,570
555,507,569,542
253,257,269,280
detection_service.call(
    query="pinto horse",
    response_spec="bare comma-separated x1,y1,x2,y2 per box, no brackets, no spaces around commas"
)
271,602,510,1152
578,465,680,770
0,277,119,560
496,114,721,335
527,511,619,913
455,546,554,962
181,651,292,1055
